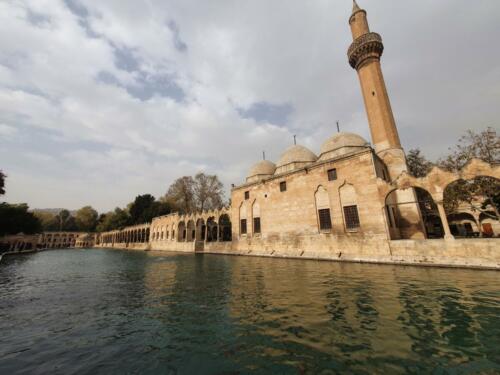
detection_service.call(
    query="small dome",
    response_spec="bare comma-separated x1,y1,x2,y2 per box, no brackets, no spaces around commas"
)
277,145,317,168
247,160,276,179
319,132,369,160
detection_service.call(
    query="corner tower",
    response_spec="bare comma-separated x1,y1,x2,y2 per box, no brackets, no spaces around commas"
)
348,0,404,175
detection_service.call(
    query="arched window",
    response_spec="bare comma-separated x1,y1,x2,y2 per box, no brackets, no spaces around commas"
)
239,204,247,235
252,202,261,234
339,183,360,231
315,186,332,232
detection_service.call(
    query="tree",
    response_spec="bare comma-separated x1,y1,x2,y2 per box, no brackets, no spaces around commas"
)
96,208,131,232
75,206,98,232
128,194,172,224
166,176,195,213
444,177,500,220
438,128,500,219
438,127,499,172
0,203,42,236
56,209,71,231
33,211,59,231
0,170,5,195
165,173,225,213
406,149,433,178
193,172,224,211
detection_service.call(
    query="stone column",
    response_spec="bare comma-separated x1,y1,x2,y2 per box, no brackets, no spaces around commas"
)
436,201,454,240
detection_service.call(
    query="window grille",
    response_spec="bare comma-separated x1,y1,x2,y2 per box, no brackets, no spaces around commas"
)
327,168,337,181
253,217,261,234
240,219,247,234
344,205,360,230
318,209,332,230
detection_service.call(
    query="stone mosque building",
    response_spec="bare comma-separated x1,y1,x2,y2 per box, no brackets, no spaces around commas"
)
97,2,500,269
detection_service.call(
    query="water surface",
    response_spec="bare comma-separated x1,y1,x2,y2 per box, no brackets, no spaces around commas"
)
0,249,499,374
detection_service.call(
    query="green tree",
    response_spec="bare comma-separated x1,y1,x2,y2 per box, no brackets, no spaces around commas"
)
406,149,433,178
0,170,5,195
56,209,71,231
33,211,59,231
75,206,98,232
438,127,500,218
129,194,155,224
96,208,131,232
438,127,499,172
0,203,42,236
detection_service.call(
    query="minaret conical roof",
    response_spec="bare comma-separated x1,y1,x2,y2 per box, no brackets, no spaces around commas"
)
352,0,361,14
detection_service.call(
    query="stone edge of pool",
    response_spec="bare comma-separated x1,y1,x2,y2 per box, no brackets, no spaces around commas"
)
94,238,500,270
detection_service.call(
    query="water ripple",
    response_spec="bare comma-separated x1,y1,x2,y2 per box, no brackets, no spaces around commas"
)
0,249,499,374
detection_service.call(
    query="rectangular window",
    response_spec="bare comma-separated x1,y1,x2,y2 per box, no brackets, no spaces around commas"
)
344,205,360,230
280,181,287,192
240,219,247,234
318,209,332,231
244,191,249,200
253,217,261,234
327,168,337,181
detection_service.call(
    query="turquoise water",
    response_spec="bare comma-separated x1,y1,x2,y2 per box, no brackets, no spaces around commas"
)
0,249,499,374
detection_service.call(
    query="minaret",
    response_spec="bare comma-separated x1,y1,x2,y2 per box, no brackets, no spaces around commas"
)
348,1,426,240
348,0,404,173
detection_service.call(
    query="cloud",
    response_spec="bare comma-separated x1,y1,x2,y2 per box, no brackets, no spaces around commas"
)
1,0,499,212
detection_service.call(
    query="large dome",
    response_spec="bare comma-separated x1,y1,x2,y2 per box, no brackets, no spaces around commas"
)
319,132,369,161
275,145,317,174
246,160,276,183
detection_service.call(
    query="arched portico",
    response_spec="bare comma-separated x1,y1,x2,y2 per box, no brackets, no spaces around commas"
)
219,214,232,241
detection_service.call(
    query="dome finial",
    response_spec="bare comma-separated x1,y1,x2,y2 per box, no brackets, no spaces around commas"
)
352,0,361,13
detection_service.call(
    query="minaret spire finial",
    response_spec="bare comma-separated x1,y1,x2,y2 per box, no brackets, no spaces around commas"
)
352,0,361,13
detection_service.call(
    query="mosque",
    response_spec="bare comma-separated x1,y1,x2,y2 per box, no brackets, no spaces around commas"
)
96,2,500,269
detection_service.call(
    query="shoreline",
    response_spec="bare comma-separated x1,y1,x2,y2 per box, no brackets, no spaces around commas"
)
96,238,500,271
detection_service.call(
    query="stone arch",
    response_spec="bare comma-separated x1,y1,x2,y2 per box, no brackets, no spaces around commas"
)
239,202,248,235
219,214,232,241
443,174,499,235
207,216,218,242
315,185,332,232
196,218,205,241
339,182,361,231
252,201,261,235
447,212,480,237
187,220,195,242
177,221,186,242
385,186,442,240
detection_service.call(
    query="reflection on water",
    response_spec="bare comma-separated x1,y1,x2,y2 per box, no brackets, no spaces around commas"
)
0,249,499,374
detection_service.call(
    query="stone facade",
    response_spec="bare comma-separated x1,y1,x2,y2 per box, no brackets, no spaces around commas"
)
95,1,500,270
0,232,95,254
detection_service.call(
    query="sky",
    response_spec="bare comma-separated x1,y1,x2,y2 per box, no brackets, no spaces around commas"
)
1,0,499,213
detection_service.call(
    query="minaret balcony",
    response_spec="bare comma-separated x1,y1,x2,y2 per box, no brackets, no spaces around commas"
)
348,32,384,70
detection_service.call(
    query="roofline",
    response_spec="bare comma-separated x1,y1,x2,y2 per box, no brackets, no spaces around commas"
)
233,147,375,191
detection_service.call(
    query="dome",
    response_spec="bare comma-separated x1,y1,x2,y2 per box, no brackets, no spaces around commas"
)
277,145,317,167
275,145,317,174
319,132,369,160
247,160,276,179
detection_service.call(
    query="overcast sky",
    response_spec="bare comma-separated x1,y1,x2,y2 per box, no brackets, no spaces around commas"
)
1,0,499,212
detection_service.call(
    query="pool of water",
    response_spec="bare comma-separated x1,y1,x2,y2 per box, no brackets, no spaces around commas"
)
0,249,499,374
